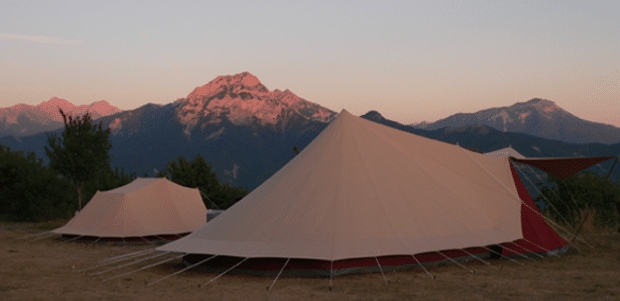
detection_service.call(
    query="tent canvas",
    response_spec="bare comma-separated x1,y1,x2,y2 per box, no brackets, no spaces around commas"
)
52,178,207,239
158,110,607,276
484,146,526,159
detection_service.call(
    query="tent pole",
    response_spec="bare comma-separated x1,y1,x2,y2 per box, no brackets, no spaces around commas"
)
199,257,249,288
460,249,498,269
148,254,213,287
90,237,102,245
102,253,185,282
268,258,290,291
374,257,388,285
437,251,474,274
607,157,618,179
480,246,523,266
200,191,221,210
411,255,435,279
90,252,169,276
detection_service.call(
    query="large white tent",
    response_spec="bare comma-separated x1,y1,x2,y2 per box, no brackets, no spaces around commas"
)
53,178,206,239
158,110,581,276
485,146,526,159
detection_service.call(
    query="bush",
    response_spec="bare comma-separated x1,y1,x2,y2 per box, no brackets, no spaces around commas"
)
82,165,137,208
0,145,74,222
535,171,620,229
157,154,248,209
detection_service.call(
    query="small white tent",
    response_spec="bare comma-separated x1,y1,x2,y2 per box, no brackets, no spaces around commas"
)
52,178,206,239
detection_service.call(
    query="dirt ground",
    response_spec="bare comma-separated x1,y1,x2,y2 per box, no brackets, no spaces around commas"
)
1,220,619,301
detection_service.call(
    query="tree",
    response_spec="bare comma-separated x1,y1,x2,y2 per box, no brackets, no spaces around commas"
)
535,170,620,230
0,145,74,221
467,145,482,153
157,154,248,209
45,110,112,210
82,165,137,207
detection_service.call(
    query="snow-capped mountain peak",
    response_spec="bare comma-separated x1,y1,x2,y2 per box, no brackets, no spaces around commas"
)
177,72,336,129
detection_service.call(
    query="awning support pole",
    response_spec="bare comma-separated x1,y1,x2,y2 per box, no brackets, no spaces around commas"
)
607,157,618,179
200,257,249,288
268,258,290,291
148,254,217,287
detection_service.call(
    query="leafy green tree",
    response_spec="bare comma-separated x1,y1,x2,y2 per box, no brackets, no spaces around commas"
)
0,145,74,221
82,165,137,207
157,154,248,209
535,171,620,229
45,110,112,210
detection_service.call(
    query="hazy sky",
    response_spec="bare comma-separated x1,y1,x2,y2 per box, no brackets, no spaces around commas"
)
1,0,619,126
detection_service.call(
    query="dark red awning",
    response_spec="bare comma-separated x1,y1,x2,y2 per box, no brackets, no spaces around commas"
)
510,157,615,179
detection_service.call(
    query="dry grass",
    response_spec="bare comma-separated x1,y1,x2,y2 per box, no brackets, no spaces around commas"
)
1,220,619,301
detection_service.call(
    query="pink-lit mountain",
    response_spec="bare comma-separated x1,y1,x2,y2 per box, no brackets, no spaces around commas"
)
176,72,336,132
0,98,122,137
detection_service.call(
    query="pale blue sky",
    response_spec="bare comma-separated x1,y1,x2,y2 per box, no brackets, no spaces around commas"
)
1,0,619,126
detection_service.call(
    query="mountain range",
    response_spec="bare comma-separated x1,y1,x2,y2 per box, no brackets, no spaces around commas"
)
412,98,620,144
1,72,619,191
0,97,122,137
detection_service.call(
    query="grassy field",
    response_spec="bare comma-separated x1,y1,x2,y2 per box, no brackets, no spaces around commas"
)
1,220,619,301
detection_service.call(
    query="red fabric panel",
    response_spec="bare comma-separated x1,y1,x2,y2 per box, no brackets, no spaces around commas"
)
502,163,567,256
511,157,614,179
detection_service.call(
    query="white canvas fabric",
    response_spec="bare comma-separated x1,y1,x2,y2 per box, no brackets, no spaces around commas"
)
53,178,206,237
485,147,526,159
158,110,525,260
